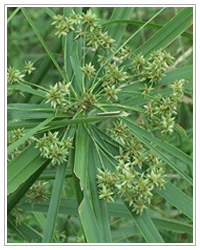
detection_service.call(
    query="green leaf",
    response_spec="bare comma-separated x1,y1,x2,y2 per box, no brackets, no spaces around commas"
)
31,211,46,231
7,120,45,131
20,198,78,216
7,113,128,131
102,19,193,40
42,126,76,243
87,138,112,242
42,7,56,18
70,41,83,93
7,143,47,195
29,38,62,88
111,220,140,242
78,189,103,243
107,7,135,47
7,7,21,24
20,198,193,235
38,169,73,180
7,103,54,121
174,124,193,147
151,217,193,234
157,182,193,220
90,125,119,157
124,118,192,167
124,203,165,243
7,160,51,215
62,7,74,82
8,83,46,99
135,7,193,57
74,124,89,190
42,163,68,243
8,214,42,243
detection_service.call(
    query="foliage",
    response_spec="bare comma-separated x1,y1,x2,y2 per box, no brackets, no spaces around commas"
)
7,6,193,244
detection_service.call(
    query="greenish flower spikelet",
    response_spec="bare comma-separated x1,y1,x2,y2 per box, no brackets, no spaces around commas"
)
12,128,25,139
48,144,69,165
26,181,50,204
7,66,25,84
109,120,128,144
132,53,147,74
35,131,73,167
104,85,122,101
104,62,128,85
24,61,36,75
81,62,96,79
45,81,71,113
81,9,101,32
69,10,81,25
52,15,75,37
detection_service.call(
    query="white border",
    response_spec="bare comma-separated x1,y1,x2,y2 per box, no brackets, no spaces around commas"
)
4,3,196,248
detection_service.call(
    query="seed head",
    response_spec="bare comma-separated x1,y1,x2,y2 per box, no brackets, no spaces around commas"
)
7,66,25,84
24,61,36,75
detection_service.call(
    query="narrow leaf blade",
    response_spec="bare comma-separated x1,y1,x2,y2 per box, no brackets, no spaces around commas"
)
74,124,89,190
78,190,103,243
157,182,193,220
135,7,193,56
124,203,165,243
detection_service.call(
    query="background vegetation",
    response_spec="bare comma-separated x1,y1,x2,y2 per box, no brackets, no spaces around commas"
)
7,6,193,244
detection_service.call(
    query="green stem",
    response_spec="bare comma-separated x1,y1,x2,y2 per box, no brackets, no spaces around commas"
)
21,7,66,82
63,36,70,82
120,91,162,103
19,79,48,93
7,7,21,23
99,103,146,115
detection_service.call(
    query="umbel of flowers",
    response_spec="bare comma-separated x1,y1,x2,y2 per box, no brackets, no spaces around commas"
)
97,120,166,215
7,9,186,214
35,131,73,166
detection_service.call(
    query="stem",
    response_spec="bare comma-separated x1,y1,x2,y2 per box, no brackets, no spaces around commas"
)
99,103,146,115
120,91,162,103
19,79,48,92
21,7,67,82
63,36,70,82
7,7,21,24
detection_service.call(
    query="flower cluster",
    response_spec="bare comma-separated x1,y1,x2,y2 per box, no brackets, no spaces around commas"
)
81,92,96,111
35,131,73,166
142,79,185,134
45,81,71,112
51,14,75,37
52,10,115,52
97,120,166,214
52,10,131,103
26,181,50,204
132,49,174,84
7,66,25,84
7,61,36,97
7,61,35,85
101,59,129,102
7,128,34,162
81,62,96,79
